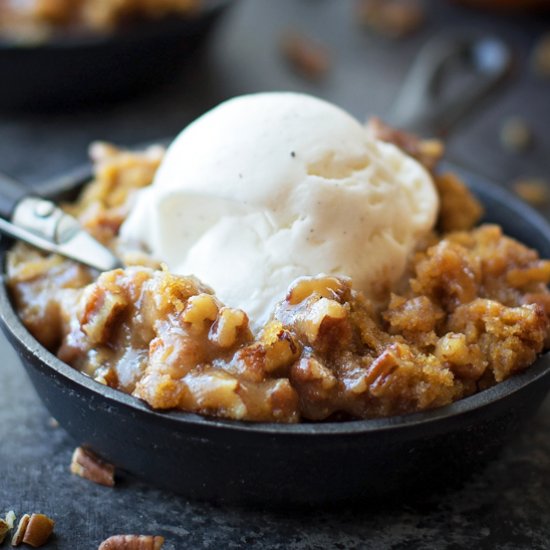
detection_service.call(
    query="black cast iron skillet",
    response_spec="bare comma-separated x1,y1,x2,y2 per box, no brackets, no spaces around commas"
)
0,34,544,506
1,163,550,506
0,0,230,110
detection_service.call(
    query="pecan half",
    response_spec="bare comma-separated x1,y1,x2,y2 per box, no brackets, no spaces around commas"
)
356,0,425,38
513,178,550,207
98,535,164,550
21,514,55,548
70,447,115,487
500,116,533,153
531,33,550,78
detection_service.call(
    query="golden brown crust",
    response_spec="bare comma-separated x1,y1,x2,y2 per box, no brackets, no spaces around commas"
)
434,172,484,232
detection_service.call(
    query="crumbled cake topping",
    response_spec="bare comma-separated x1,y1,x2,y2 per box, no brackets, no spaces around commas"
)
7,131,550,422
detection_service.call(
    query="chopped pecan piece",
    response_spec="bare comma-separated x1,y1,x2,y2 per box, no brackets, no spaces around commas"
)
0,518,9,544
181,293,219,331
366,117,444,170
79,283,129,345
286,276,349,305
500,116,533,153
280,30,330,80
507,262,550,288
289,356,339,420
356,0,424,38
513,178,550,207
276,276,355,355
531,33,550,78
412,240,480,311
259,321,301,374
293,356,337,391
365,347,400,388
209,307,250,348
300,298,348,346
70,447,115,487
435,332,487,380
20,514,55,548
98,535,164,550
11,514,30,546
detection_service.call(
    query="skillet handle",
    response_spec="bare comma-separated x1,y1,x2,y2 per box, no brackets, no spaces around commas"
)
389,35,513,137
0,173,29,221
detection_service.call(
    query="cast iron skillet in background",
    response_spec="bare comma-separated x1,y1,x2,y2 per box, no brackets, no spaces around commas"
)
1,34,549,505
0,0,231,110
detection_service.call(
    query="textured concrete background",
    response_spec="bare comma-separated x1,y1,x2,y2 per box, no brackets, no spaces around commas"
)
1,0,550,548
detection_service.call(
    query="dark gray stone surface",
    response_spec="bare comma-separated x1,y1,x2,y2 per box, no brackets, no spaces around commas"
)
1,1,549,548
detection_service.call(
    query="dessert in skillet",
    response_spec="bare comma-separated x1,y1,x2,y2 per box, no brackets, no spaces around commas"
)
8,93,550,423
0,0,199,39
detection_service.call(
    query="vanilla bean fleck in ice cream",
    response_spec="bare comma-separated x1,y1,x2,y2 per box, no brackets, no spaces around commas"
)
120,92,438,325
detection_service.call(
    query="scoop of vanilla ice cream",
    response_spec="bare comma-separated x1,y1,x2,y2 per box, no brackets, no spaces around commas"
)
120,92,438,327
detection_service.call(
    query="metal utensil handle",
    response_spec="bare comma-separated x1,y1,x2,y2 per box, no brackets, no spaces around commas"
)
390,35,513,136
0,172,30,220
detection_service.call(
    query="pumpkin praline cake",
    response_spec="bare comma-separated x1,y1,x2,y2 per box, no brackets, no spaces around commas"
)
7,93,550,423
0,0,200,38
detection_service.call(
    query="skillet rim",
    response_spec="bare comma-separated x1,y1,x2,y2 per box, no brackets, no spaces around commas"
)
2,160,550,436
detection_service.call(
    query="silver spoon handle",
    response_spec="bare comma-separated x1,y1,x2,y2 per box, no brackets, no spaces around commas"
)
389,35,513,137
